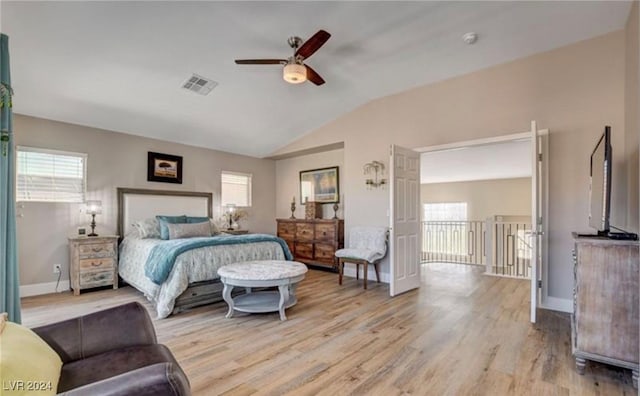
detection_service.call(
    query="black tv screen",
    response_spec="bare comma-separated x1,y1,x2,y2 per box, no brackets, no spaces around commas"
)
588,126,612,234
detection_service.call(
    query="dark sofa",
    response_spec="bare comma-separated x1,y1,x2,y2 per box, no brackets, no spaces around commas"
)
32,302,190,396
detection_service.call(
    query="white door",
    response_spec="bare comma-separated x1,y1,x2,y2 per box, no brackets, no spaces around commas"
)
390,144,421,296
530,121,549,323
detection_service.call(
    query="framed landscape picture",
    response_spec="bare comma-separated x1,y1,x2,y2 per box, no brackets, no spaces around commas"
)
147,151,183,184
299,166,339,204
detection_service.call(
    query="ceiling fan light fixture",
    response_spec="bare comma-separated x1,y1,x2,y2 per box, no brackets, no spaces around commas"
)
283,63,307,84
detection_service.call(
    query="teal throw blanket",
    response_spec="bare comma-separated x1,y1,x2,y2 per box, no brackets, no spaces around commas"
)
145,234,293,285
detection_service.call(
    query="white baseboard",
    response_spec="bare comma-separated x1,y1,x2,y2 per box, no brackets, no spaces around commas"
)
341,267,390,283
541,296,573,313
20,281,71,297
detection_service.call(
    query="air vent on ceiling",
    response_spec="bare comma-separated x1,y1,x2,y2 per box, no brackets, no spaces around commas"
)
181,73,217,95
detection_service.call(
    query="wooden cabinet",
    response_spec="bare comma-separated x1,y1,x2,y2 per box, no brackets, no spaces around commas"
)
277,219,344,269
69,236,119,295
571,234,639,387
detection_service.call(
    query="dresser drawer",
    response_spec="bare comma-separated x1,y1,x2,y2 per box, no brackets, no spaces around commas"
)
277,222,296,239
79,258,114,272
295,243,314,260
285,242,294,256
78,243,115,259
315,243,336,263
79,270,114,287
315,223,336,241
295,223,314,242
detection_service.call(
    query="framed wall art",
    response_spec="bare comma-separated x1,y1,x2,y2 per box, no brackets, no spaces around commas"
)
299,166,339,204
147,151,183,184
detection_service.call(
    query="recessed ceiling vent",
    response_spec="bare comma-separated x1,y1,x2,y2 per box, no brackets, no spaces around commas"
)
181,74,217,95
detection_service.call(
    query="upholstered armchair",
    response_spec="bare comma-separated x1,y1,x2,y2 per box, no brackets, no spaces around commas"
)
32,302,190,396
335,226,388,289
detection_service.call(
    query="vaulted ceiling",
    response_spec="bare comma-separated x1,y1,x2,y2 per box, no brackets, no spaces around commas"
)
1,1,632,157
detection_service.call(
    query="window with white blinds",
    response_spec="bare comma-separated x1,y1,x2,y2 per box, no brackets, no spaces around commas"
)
423,202,468,221
17,147,87,203
221,171,252,207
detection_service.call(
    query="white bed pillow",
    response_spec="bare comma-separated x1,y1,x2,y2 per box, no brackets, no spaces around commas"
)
166,221,212,239
132,218,161,239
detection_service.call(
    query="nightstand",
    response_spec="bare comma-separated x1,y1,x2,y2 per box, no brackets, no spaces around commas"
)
68,235,119,295
222,230,250,235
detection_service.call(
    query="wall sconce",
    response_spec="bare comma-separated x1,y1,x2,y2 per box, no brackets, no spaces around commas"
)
364,161,386,189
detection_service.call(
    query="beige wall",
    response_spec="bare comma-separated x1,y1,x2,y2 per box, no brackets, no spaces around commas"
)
14,115,276,286
275,149,344,220
421,178,531,221
272,31,626,302
626,1,640,233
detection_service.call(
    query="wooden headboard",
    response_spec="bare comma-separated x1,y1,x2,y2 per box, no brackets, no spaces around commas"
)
117,188,213,237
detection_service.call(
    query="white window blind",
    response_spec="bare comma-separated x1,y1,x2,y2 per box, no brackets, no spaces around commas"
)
423,202,468,221
221,171,252,207
17,147,87,203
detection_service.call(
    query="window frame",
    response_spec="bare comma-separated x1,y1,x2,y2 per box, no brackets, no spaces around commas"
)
16,145,88,203
220,170,253,208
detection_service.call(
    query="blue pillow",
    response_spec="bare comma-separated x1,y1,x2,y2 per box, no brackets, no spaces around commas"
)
186,216,209,224
156,215,187,240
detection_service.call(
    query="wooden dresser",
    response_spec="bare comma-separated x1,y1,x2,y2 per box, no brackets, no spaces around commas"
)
68,236,119,295
277,219,344,269
571,234,639,387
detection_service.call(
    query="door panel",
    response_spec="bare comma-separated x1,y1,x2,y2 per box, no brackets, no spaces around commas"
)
530,121,548,324
390,145,421,296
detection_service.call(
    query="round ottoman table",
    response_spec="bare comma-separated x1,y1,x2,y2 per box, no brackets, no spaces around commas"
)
218,260,307,321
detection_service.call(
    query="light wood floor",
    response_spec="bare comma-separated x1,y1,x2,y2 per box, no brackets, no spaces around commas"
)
21,263,635,395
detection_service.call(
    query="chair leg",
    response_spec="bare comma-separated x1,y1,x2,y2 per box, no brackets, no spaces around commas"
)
374,261,381,283
338,259,344,285
356,263,359,280
363,261,368,290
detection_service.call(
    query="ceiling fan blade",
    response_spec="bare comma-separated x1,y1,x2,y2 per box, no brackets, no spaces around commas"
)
296,30,331,60
235,59,286,65
305,65,325,86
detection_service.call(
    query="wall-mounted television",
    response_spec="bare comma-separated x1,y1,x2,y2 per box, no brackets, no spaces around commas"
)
588,126,612,235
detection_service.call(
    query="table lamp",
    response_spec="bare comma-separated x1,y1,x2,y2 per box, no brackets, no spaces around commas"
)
225,204,236,230
85,200,102,237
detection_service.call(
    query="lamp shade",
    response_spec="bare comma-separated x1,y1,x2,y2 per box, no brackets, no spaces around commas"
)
283,63,307,84
225,203,237,213
85,200,102,215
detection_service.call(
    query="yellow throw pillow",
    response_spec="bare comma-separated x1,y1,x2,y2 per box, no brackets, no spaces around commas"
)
0,320,62,396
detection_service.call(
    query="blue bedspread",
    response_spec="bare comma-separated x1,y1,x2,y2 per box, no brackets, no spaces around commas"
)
145,234,293,285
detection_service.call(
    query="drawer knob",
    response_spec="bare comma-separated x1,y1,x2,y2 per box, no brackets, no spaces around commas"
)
323,232,327,235
92,247,104,252
91,261,101,267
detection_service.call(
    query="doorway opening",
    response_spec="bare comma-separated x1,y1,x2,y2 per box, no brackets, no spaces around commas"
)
419,138,533,279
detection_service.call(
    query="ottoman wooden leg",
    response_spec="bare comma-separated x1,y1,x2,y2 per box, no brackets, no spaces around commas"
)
278,285,289,321
222,283,235,319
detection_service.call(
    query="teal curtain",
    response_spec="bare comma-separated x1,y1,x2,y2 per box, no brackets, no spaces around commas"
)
0,33,21,323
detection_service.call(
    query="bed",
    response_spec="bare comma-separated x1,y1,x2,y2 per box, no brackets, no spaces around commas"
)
117,188,290,318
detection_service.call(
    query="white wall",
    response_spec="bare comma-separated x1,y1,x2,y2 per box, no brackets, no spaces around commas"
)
275,149,345,220
14,115,276,287
421,178,531,221
272,31,627,303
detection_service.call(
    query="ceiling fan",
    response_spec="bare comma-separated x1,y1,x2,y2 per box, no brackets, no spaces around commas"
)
235,30,331,86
